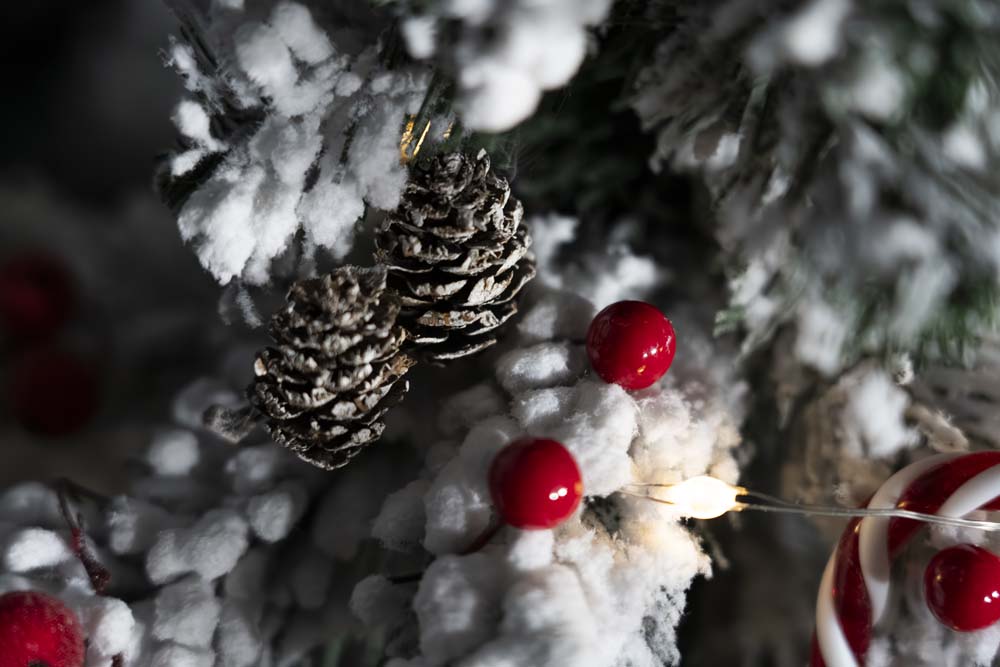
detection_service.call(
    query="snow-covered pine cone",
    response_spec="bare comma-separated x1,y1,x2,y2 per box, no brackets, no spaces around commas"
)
375,149,536,363
250,265,414,470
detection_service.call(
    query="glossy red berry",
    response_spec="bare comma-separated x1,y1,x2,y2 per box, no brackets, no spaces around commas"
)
925,544,1000,632
488,437,583,530
586,300,676,390
0,590,85,667
0,253,75,341
9,346,99,436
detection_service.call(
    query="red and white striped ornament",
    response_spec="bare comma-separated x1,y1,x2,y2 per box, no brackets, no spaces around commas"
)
812,451,1000,667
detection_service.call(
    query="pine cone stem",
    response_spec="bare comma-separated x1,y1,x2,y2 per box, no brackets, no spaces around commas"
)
202,404,261,444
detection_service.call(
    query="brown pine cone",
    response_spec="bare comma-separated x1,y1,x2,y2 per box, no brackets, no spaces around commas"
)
375,149,536,363
249,266,414,470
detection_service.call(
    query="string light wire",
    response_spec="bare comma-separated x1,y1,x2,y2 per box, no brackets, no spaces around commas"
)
623,483,1000,532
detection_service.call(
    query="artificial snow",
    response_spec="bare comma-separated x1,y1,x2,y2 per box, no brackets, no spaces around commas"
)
526,215,665,309
76,596,136,658
166,0,431,284
422,459,495,556
153,575,222,647
515,288,596,344
147,429,200,477
3,528,73,572
107,496,171,554
414,554,505,664
777,0,851,66
561,248,663,310
505,529,555,572
271,1,334,65
215,600,262,667
403,0,612,131
0,482,63,528
495,342,586,393
147,509,249,583
172,101,224,156
844,370,917,458
373,480,432,552
225,444,291,496
794,298,850,376
150,643,216,667
245,481,307,543
438,384,507,436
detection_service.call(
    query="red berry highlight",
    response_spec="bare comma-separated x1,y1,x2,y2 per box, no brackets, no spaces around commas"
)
586,300,676,390
488,437,583,530
925,544,1000,632
0,590,85,667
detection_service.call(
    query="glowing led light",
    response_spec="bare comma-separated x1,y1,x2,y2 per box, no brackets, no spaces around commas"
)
655,476,746,519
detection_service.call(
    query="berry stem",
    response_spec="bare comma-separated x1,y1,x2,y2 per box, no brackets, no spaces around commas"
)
459,517,503,555
56,480,112,594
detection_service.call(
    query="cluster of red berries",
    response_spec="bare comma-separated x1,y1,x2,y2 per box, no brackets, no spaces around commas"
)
0,253,98,435
487,300,676,531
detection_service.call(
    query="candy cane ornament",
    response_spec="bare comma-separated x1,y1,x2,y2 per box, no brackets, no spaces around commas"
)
813,451,1000,667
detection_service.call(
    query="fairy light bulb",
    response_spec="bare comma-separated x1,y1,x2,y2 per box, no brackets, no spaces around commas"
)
655,476,746,519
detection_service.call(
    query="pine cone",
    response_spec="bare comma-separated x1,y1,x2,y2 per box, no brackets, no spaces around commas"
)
375,150,536,363
250,266,414,470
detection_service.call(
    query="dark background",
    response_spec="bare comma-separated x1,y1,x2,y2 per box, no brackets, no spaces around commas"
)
1,2,179,203
0,3,227,490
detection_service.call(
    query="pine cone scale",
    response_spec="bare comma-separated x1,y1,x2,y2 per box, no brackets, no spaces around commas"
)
427,338,497,362
410,302,518,344
390,218,480,242
398,275,468,301
489,263,537,305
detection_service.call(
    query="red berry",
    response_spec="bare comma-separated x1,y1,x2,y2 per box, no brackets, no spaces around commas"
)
925,544,1000,632
0,253,75,341
488,437,583,530
9,346,99,436
0,590,85,667
586,300,676,390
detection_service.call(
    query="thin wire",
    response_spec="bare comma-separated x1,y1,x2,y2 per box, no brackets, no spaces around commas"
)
620,487,1000,532
739,495,1000,532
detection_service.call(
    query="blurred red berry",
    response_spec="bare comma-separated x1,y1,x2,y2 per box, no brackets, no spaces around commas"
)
9,346,99,436
0,252,75,342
